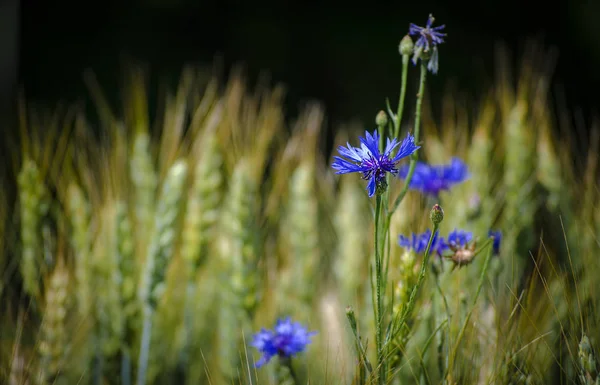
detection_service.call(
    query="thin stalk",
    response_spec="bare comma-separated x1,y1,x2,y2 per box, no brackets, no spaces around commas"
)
280,356,298,385
393,55,410,138
432,266,451,320
374,195,385,384
446,239,494,377
389,221,439,344
136,305,153,385
390,61,428,217
346,306,372,383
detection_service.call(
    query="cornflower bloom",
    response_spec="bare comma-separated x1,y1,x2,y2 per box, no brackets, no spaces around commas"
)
408,14,446,74
488,230,502,255
444,229,476,269
398,157,469,197
398,229,446,256
446,229,473,248
332,131,419,197
251,317,317,367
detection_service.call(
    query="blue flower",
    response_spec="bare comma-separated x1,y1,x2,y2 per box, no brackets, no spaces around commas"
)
488,230,502,255
251,317,317,368
398,229,446,255
398,157,469,197
446,229,473,248
408,14,446,74
332,131,420,197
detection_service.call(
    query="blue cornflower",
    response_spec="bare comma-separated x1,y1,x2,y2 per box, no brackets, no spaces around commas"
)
332,131,420,197
446,229,473,248
488,230,502,255
398,229,446,256
251,317,317,368
398,157,469,197
408,14,446,74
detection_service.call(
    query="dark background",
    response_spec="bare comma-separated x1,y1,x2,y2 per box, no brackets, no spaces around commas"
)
13,0,600,138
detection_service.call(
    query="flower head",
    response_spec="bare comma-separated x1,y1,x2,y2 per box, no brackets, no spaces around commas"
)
446,229,473,248
408,14,446,74
488,230,502,255
398,157,469,197
251,317,317,367
332,131,420,197
398,229,446,256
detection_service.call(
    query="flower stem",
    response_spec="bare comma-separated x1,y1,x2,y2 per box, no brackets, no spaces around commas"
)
279,356,298,385
390,221,438,349
390,61,428,217
393,55,410,139
446,238,494,378
373,195,386,384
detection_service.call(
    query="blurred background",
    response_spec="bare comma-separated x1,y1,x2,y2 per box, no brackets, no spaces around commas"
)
10,0,600,137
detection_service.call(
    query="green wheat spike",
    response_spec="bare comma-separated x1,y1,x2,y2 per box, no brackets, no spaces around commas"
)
286,161,320,317
36,262,70,385
334,178,369,305
18,158,49,300
217,159,260,380
66,183,92,317
130,132,158,257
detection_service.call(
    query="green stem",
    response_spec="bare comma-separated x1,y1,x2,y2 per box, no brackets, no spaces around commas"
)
280,356,298,385
346,307,372,383
446,239,494,377
433,265,451,320
374,195,385,384
390,221,438,345
394,55,410,139
390,61,428,217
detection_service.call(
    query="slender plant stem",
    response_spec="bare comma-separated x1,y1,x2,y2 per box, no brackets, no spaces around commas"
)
374,195,385,385
433,266,452,320
281,356,298,385
394,55,410,138
136,305,153,385
446,239,494,377
391,221,439,344
390,61,428,217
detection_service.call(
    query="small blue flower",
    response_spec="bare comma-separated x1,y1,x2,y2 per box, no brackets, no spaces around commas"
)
488,230,502,255
398,157,469,197
332,131,420,197
251,317,317,368
408,14,446,74
398,229,446,255
446,229,473,248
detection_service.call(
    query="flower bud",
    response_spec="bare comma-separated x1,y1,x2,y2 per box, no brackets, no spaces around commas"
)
429,203,444,225
399,35,414,56
375,110,388,127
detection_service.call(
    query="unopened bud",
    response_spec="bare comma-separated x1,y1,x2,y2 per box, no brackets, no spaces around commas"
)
399,35,414,56
375,110,388,127
430,204,444,225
